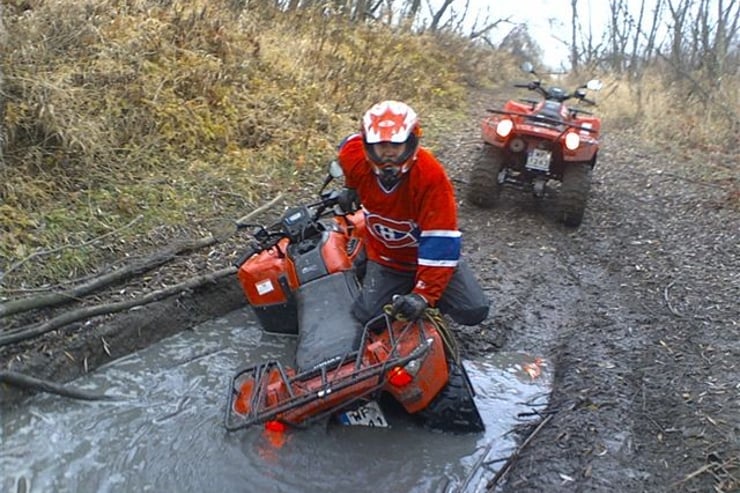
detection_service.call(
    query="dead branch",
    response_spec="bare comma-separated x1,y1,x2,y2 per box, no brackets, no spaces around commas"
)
0,193,283,319
0,370,120,401
458,441,494,491
671,455,739,488
0,266,236,347
235,192,284,226
486,413,554,488
664,281,684,317
1,214,144,280
0,236,217,319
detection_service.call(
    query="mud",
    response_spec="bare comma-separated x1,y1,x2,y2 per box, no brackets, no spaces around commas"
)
1,90,738,492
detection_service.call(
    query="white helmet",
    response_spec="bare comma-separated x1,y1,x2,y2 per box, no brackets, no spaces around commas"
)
361,100,422,185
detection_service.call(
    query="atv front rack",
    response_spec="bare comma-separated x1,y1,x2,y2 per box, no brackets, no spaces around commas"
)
224,331,432,431
486,108,598,134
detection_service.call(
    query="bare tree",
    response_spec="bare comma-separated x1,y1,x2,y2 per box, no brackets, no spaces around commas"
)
666,0,692,71
608,0,627,71
699,0,740,84
428,0,455,31
641,0,665,69
0,3,6,171
498,24,544,66
405,0,422,20
570,0,579,71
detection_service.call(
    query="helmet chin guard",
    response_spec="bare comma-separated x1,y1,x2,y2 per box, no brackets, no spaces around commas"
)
377,164,403,189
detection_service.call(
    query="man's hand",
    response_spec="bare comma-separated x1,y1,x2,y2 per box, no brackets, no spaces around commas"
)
337,188,359,213
390,293,428,321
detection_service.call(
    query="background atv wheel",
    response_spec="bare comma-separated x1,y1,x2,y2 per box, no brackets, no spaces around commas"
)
467,144,503,208
559,162,592,227
416,361,484,433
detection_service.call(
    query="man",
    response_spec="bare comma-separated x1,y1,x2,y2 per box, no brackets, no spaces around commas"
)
336,100,490,325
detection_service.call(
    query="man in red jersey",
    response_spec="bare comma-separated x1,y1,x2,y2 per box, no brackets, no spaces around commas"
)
336,100,490,325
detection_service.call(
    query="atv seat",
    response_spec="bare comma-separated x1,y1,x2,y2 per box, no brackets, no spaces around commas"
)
294,271,363,372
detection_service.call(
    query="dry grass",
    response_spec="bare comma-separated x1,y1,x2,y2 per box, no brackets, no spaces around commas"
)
0,0,736,290
591,68,738,210
596,69,739,155
0,0,507,288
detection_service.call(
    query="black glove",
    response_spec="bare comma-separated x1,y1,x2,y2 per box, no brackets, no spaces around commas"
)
390,293,428,321
337,188,359,213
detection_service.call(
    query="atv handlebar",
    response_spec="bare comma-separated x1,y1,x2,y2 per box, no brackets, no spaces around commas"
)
514,79,599,105
232,189,345,268
580,97,597,106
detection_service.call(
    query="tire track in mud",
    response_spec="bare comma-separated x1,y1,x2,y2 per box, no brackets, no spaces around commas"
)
444,113,654,488
458,178,657,489
441,98,738,491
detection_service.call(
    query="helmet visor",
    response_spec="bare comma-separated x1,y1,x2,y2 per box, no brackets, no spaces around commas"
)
365,134,418,168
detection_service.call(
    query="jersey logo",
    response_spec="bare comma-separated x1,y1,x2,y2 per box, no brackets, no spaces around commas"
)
366,214,418,249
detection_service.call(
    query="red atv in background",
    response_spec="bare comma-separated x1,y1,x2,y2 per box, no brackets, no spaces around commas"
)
224,163,484,434
468,62,603,227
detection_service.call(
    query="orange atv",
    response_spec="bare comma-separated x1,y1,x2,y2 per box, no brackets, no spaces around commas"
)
468,62,603,227
224,164,484,433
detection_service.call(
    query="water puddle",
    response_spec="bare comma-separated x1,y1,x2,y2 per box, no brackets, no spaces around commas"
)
1,308,552,493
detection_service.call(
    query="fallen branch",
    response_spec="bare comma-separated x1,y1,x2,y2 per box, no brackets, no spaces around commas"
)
486,413,554,489
671,454,739,489
0,370,120,401
458,441,494,491
0,266,236,347
663,281,684,317
0,193,283,319
0,236,217,319
235,192,283,226
2,214,144,280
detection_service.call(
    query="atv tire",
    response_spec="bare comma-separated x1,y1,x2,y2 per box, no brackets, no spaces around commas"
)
467,144,503,208
416,361,484,433
559,162,592,227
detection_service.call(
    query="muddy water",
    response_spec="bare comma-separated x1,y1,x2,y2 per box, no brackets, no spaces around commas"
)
1,308,551,493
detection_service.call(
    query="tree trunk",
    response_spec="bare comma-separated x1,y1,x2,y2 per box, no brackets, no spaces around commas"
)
0,3,7,172
570,0,579,71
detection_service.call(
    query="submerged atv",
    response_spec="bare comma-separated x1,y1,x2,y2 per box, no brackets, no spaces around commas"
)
468,62,603,227
224,163,484,433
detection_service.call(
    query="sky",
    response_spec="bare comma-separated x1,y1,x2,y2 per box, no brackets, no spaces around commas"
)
431,0,618,69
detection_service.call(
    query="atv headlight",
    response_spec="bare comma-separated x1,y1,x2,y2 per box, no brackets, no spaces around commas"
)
564,131,580,150
496,119,514,138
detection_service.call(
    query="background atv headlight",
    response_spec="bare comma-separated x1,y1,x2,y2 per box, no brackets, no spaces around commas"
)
564,131,580,150
496,119,514,138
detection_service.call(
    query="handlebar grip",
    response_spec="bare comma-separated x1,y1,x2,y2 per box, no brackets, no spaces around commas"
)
514,83,531,88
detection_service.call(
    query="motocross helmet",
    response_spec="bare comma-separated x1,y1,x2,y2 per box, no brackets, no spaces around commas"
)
361,100,421,188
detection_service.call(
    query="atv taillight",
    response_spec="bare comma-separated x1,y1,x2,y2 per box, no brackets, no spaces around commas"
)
564,131,580,150
265,420,287,432
388,366,413,387
496,119,514,138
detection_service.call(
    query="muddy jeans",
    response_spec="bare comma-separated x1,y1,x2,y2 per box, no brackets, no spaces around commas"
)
351,259,490,326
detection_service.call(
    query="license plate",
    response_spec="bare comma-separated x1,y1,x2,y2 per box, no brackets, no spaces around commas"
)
337,401,389,427
526,149,551,171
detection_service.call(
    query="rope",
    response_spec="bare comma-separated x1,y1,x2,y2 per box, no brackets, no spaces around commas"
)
382,305,461,364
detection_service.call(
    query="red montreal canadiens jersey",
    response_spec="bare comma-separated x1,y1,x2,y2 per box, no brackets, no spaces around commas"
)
338,134,461,305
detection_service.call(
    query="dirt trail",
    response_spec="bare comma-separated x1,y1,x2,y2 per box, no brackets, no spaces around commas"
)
443,91,739,492
1,89,737,492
